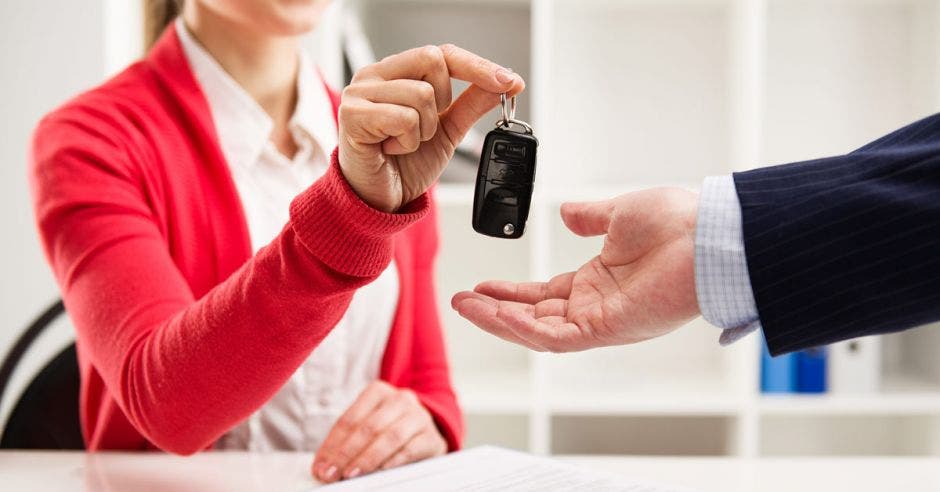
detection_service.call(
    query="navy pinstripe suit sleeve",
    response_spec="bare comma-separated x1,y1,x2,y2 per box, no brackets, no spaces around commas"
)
733,113,940,356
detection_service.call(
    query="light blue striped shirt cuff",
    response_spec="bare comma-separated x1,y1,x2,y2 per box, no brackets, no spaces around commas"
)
694,175,762,345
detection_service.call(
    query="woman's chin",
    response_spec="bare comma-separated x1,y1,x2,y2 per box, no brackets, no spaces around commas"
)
268,4,329,36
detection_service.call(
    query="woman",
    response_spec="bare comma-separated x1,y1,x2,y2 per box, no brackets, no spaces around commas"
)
29,0,523,483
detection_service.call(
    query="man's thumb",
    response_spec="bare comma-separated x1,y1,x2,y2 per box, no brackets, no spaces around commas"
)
560,200,614,237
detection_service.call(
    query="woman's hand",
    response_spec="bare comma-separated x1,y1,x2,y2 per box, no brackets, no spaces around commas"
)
339,44,525,213
311,381,447,483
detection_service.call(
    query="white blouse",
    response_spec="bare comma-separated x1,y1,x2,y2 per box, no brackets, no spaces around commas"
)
176,19,400,452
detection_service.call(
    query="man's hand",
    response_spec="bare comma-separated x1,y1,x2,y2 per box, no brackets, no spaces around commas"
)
339,44,525,213
452,188,701,352
311,381,446,483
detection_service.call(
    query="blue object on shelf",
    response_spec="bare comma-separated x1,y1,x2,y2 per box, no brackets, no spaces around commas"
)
760,336,796,393
795,347,828,393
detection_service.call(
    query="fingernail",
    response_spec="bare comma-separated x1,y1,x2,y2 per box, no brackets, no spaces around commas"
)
346,467,361,479
324,465,337,480
495,68,514,84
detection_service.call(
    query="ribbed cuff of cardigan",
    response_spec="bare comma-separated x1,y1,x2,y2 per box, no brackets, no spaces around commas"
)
416,392,463,452
289,149,430,277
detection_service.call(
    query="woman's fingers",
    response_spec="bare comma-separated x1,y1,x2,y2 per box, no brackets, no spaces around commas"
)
313,382,395,482
380,429,449,471
355,45,453,111
313,383,446,483
440,44,524,95
384,430,447,470
353,44,523,148
342,397,429,478
435,44,524,145
438,85,497,146
339,100,421,155
337,43,526,212
359,44,523,110
330,393,411,481
344,79,439,142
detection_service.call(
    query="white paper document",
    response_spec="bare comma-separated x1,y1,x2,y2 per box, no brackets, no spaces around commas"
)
315,446,695,492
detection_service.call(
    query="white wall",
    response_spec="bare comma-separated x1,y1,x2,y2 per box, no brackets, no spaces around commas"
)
0,2,107,363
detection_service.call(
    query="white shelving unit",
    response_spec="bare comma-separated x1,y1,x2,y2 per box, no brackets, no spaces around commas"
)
352,0,940,457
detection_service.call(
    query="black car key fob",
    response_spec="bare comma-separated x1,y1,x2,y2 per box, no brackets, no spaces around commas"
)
472,94,538,239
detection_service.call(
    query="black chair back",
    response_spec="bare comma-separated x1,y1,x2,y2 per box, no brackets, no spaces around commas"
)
0,300,84,449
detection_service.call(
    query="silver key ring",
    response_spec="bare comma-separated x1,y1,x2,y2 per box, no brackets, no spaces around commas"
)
495,118,534,134
497,93,533,134
500,93,516,123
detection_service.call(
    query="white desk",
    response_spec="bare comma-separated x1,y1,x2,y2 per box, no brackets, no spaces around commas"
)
1,451,939,491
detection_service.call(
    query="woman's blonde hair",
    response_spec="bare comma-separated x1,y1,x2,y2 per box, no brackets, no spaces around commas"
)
144,0,182,51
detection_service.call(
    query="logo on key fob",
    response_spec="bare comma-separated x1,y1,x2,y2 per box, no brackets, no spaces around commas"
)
472,94,538,239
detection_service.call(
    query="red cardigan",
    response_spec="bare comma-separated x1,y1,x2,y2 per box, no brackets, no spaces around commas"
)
28,25,462,454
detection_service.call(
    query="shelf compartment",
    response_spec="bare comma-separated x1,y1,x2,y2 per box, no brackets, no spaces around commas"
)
763,0,940,165
551,415,734,455
546,0,732,186
550,392,743,417
760,414,940,456
545,318,741,406
453,368,532,415
760,394,940,416
881,322,940,393
464,413,530,452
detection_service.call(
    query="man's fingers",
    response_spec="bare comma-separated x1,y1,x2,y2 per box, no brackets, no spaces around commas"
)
451,292,550,351
461,285,568,318
474,272,575,304
474,280,546,304
451,293,546,350
356,45,452,111
454,291,585,353
500,308,586,353
561,200,615,237
534,298,569,318
440,43,524,94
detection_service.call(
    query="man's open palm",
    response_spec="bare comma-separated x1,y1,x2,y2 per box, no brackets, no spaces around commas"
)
452,188,701,352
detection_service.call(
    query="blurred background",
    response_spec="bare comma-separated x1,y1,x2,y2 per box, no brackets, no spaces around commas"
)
4,0,940,458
